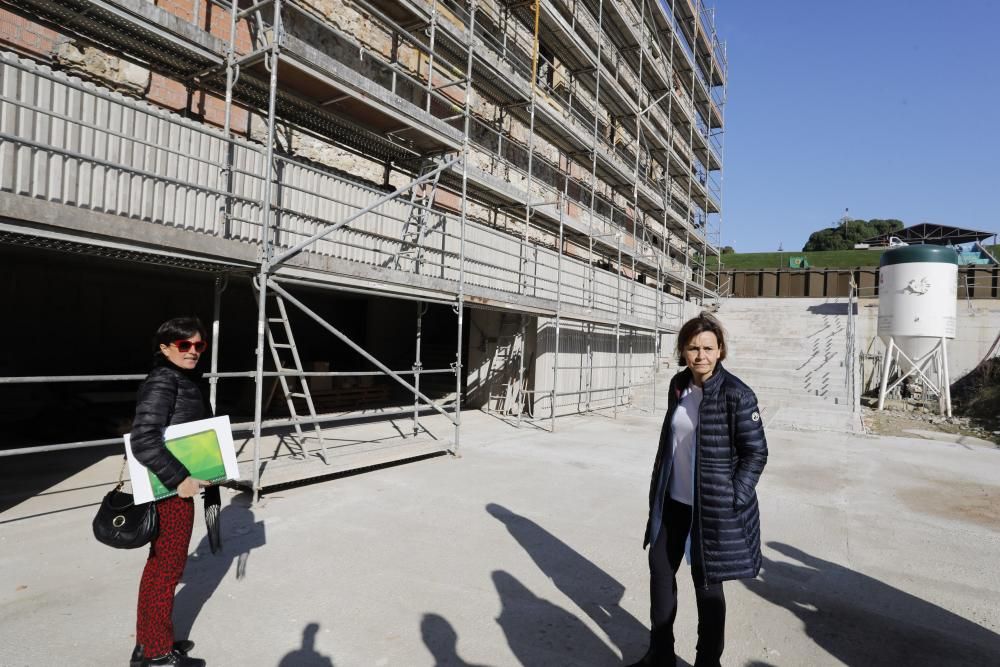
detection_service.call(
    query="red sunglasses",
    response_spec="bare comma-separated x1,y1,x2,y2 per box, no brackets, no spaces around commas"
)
171,339,208,353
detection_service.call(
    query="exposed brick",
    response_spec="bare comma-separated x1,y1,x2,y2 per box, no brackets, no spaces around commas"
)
191,90,247,133
434,190,460,213
0,8,59,57
148,72,188,111
156,0,192,23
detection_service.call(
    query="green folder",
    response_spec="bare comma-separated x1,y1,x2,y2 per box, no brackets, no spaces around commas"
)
148,429,227,500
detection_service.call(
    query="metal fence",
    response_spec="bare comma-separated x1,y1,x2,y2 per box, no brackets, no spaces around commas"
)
720,268,1000,299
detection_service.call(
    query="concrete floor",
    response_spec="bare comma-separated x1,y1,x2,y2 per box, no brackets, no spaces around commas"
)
1,408,999,666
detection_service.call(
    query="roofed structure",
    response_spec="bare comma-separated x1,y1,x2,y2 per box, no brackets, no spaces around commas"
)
863,223,997,247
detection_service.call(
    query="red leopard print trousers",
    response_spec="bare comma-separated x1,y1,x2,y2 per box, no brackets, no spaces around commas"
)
136,495,194,658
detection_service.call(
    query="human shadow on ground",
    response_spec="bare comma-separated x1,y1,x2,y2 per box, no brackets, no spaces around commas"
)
492,570,621,666
421,613,492,667
743,541,1000,666
173,491,266,642
277,623,335,667
486,503,650,661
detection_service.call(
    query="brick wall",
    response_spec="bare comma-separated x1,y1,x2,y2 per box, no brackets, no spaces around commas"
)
0,8,59,58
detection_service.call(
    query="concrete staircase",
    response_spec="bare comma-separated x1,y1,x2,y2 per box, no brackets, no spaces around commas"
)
717,298,862,433
630,298,862,433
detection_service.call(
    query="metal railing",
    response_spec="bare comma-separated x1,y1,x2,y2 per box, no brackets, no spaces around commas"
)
846,277,861,413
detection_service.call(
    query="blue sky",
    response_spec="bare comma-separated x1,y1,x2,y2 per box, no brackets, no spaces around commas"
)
710,0,1000,252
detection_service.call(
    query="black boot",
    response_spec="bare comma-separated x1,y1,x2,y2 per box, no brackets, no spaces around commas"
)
130,642,196,667
139,653,205,667
173,641,195,655
626,628,675,667
625,647,676,667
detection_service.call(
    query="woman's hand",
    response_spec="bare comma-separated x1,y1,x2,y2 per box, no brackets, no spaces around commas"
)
177,476,209,498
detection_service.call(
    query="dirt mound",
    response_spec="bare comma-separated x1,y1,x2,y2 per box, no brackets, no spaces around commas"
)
951,357,1000,429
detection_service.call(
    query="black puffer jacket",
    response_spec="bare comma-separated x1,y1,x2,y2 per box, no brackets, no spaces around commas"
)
130,354,209,491
643,363,768,584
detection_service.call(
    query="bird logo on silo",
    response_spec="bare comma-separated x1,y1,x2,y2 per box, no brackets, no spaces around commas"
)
902,277,931,295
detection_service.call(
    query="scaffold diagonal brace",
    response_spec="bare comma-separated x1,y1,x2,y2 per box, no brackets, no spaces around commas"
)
266,279,458,425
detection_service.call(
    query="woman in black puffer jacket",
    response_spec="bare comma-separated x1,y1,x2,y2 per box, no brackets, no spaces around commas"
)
629,313,768,667
129,317,211,667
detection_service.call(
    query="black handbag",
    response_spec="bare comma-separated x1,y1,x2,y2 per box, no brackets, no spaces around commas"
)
92,459,159,549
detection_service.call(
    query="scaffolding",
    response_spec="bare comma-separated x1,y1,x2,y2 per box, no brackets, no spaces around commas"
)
0,0,727,494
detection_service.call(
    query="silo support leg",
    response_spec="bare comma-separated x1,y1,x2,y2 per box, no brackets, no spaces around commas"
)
877,337,895,411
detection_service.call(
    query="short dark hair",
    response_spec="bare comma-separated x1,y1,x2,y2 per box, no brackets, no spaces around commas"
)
153,317,207,352
676,312,727,366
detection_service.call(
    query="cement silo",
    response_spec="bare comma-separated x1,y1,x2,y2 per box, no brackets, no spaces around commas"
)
876,245,959,415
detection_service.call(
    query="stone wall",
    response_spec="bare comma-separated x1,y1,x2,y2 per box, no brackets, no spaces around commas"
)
0,3,250,133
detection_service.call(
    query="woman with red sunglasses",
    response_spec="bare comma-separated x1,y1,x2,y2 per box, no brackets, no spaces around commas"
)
128,317,213,667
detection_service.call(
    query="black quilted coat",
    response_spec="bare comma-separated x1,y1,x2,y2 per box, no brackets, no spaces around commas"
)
130,354,210,491
643,363,768,585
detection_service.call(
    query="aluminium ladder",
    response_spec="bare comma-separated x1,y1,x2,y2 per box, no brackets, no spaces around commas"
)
394,159,443,273
263,291,329,463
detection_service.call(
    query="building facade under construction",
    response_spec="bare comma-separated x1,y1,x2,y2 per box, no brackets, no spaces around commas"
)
0,0,727,490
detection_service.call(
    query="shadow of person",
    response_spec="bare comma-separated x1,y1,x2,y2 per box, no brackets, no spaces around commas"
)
743,541,1000,666
278,623,335,667
806,302,852,316
421,613,492,667
172,491,266,642
486,504,648,659
492,570,620,666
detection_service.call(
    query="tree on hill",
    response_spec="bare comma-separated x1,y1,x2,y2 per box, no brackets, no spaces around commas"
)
803,218,903,251
721,246,735,254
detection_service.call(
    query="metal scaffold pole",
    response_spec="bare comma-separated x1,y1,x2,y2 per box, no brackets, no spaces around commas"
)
521,0,541,297
587,0,605,316
251,0,284,502
586,0,605,415
631,0,646,411
453,0,477,456
685,24,699,304
653,246,661,412
221,0,240,240
517,314,526,428
683,230,690,305
514,0,541,428
413,302,428,436
209,273,227,413
614,230,621,418
425,0,439,113
552,187,564,432
659,0,678,305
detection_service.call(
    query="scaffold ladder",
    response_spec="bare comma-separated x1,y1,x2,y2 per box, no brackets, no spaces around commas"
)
394,160,442,273
488,313,525,415
263,291,329,463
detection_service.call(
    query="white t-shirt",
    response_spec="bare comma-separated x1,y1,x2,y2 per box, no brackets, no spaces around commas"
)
668,383,703,505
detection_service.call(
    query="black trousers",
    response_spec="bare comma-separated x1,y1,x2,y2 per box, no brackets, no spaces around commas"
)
648,498,726,666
